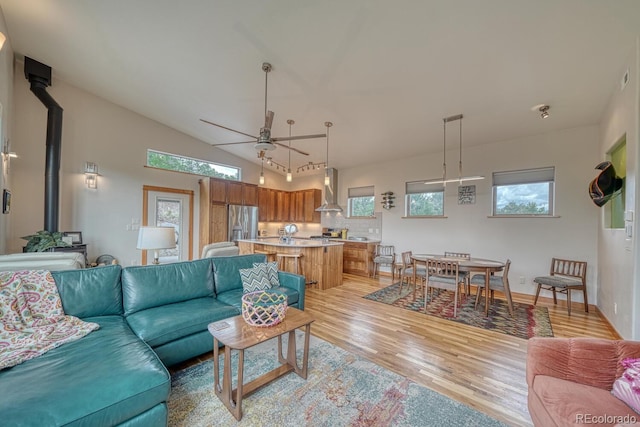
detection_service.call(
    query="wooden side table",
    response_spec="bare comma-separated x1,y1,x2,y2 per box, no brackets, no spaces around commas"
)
208,308,315,421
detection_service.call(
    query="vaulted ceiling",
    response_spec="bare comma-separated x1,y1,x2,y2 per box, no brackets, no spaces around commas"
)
1,0,639,177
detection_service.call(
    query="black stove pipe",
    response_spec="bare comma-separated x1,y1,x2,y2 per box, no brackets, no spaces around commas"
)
24,57,63,232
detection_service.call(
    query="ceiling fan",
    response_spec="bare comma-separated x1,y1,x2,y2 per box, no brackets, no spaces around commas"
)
200,62,326,156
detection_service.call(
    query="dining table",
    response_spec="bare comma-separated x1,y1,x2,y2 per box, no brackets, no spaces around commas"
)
411,254,505,316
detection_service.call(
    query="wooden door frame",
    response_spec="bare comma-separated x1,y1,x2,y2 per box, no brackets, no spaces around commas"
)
142,185,194,264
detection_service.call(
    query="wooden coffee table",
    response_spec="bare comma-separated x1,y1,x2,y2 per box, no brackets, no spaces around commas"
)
207,307,315,421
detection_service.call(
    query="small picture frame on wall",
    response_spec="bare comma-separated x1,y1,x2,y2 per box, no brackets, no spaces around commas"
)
2,189,10,214
63,231,83,245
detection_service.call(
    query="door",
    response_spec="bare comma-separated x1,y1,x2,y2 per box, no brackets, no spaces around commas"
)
143,186,194,265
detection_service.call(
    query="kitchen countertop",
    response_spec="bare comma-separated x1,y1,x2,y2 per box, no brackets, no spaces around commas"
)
238,238,343,247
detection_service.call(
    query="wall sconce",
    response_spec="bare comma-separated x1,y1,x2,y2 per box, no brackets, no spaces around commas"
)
2,138,16,171
84,162,98,189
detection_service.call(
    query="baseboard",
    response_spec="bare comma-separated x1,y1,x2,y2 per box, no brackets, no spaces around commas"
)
593,306,624,339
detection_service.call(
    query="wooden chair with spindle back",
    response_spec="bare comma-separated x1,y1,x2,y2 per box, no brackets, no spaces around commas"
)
533,258,588,315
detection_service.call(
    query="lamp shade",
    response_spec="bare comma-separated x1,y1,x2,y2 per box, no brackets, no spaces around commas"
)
136,226,176,250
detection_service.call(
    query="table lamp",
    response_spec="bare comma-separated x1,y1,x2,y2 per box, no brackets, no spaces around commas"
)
136,226,176,264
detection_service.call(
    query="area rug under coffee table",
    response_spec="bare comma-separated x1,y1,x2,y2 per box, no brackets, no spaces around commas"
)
168,332,507,426
363,282,553,340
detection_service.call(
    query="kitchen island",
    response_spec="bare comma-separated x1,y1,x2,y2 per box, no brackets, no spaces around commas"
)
237,238,343,290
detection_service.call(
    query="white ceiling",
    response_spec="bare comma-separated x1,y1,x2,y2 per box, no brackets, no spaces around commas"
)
1,0,639,177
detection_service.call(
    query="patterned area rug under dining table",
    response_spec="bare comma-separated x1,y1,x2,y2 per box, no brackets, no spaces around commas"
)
363,282,553,339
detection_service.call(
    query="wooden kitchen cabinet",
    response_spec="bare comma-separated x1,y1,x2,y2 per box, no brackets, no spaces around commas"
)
209,178,227,203
242,184,258,206
258,187,270,222
199,179,229,255
227,181,243,205
342,241,376,277
290,191,302,222
303,189,321,223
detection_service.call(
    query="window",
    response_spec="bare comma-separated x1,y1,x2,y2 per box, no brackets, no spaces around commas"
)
348,186,375,217
608,137,626,229
146,149,240,180
492,167,555,216
405,181,444,217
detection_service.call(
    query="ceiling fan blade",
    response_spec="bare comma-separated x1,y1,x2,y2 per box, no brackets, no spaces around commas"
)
200,119,258,139
274,142,310,156
210,140,257,147
264,111,274,130
272,133,326,142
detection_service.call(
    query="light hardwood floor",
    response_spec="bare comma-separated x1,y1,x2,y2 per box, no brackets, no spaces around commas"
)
305,274,619,427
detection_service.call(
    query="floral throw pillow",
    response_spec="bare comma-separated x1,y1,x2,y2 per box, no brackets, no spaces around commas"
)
239,264,272,294
253,262,280,288
612,357,640,414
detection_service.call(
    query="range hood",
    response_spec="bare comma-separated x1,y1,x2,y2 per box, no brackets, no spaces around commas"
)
316,168,343,212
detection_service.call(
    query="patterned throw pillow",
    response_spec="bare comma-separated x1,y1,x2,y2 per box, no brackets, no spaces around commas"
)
253,262,280,288
239,264,272,294
612,357,640,414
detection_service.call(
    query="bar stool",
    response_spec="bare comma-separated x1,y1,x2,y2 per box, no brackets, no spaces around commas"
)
253,249,277,263
276,253,304,275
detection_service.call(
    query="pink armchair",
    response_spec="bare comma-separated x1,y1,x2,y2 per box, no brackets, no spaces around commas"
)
527,337,640,426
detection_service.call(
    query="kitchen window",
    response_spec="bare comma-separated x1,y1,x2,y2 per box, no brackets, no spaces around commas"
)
146,149,241,180
348,186,375,217
405,181,444,217
492,167,555,216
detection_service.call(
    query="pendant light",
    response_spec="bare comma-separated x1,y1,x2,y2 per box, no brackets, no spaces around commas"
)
259,156,265,185
286,119,293,182
424,114,484,185
324,121,333,186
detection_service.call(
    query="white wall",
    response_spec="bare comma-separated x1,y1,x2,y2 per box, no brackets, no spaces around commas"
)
8,61,282,264
0,8,14,254
598,39,639,339
337,126,600,299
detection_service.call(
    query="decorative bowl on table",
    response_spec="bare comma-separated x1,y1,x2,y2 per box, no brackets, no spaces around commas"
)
241,291,288,327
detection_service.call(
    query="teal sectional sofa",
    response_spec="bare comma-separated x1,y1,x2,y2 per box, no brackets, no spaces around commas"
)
0,254,305,426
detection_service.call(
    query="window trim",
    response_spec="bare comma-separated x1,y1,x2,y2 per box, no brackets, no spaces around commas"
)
491,167,555,217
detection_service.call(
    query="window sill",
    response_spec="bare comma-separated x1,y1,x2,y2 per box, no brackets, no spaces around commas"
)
487,215,560,219
401,216,448,219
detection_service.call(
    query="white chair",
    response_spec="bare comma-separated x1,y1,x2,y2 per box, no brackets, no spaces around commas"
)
200,242,239,258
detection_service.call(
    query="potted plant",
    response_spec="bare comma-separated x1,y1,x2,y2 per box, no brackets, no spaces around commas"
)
21,230,70,252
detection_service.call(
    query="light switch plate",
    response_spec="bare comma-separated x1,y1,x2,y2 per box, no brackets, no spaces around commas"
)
624,210,634,222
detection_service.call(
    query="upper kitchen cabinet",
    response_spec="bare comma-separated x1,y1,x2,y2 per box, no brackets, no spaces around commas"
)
209,178,228,204
242,184,258,206
303,189,322,223
227,181,243,205
258,187,270,222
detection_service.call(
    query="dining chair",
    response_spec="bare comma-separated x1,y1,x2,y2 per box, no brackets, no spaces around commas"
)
471,259,513,317
371,244,396,279
398,251,426,295
533,258,588,315
444,251,471,295
425,259,461,317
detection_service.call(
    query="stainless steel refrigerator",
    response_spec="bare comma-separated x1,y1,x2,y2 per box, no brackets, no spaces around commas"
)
228,205,259,243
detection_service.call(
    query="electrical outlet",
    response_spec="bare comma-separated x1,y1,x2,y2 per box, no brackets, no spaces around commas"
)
519,276,525,285
614,303,618,315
